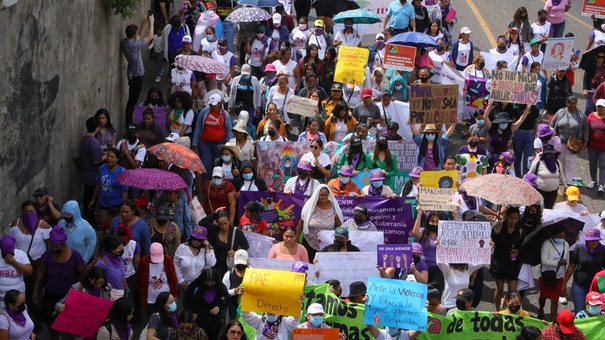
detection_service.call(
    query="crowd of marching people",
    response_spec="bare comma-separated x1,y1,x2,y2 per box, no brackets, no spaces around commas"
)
4,0,605,339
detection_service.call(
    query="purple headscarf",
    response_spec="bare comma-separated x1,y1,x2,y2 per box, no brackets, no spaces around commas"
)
49,225,68,246
21,212,38,235
0,235,16,257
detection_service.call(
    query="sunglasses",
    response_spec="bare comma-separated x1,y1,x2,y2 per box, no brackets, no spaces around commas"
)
310,145,320,149
598,56,605,59
425,132,436,136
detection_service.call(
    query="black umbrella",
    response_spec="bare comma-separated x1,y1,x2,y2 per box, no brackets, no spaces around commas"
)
520,217,585,266
579,45,605,71
335,0,360,12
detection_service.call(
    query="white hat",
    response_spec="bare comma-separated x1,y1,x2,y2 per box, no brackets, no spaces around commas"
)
182,35,193,43
600,210,605,219
241,64,252,76
212,166,224,178
166,132,180,142
307,303,325,315
272,13,281,23
376,33,384,40
460,27,472,34
234,249,249,265
209,93,222,106
596,99,605,108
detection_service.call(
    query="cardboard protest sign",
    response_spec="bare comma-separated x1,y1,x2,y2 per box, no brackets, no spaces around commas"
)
241,268,305,317
418,187,457,211
319,230,384,252
377,244,413,268
51,290,114,338
383,44,416,71
490,70,539,105
134,105,167,134
334,46,369,84
314,252,378,297
365,277,428,331
288,96,319,117
541,37,575,71
243,231,275,258
419,170,459,189
292,328,340,339
409,84,459,124
437,220,492,264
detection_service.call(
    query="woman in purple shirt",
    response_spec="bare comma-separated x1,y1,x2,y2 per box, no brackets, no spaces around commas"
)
32,226,85,330
412,208,445,293
483,100,531,170
95,235,128,300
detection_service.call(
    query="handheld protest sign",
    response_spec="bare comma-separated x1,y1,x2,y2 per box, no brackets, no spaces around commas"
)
241,268,305,317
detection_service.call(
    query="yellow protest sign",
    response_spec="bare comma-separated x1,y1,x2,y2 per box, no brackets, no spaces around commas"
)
419,170,459,189
334,46,369,85
241,268,306,317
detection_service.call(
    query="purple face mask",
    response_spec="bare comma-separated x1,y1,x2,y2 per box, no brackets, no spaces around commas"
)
345,24,353,30
218,45,227,52
315,28,323,35
21,212,38,235
376,40,385,47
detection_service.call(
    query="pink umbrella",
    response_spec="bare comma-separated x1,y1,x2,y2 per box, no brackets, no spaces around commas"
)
459,173,543,206
147,142,205,173
117,168,187,190
174,55,227,74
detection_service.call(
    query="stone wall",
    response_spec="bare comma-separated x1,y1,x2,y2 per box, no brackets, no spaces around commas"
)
0,0,147,227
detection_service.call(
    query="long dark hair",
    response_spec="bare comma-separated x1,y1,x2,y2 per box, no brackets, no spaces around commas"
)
168,91,194,112
220,320,247,340
106,297,135,325
191,268,230,301
304,44,320,65
324,46,337,65
420,212,440,244
372,141,393,168
81,267,108,290
513,7,528,24
143,87,166,106
95,109,115,133
152,292,175,327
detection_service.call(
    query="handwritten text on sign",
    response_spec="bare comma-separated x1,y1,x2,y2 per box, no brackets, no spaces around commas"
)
334,46,370,85
409,84,459,124
365,277,428,331
490,70,539,105
51,290,114,338
292,328,341,339
437,220,492,264
419,187,457,211
241,268,306,317
314,252,378,297
288,96,319,118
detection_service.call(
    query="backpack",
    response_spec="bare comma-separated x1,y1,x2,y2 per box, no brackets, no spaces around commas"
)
590,66,605,89
94,321,112,340
547,77,568,111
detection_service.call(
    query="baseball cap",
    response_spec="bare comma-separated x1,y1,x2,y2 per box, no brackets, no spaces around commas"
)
218,37,228,45
334,227,349,238
234,249,249,265
584,227,601,241
600,210,605,219
529,38,542,46
212,166,224,178
565,186,580,201
460,27,472,34
208,93,222,106
376,33,384,40
134,195,149,208
32,187,49,196
556,310,575,334
182,35,192,43
597,99,605,108
150,243,164,263
362,88,373,98
272,13,281,23
455,288,474,301
314,19,324,27
166,132,180,142
241,64,251,76
307,303,325,314
586,291,604,305
353,205,368,216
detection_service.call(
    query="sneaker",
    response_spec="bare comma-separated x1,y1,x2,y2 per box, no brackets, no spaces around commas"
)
599,184,604,193
559,296,568,305
154,76,161,83
587,181,597,189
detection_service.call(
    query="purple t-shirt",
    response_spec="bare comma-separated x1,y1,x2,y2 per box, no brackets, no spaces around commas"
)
487,125,512,154
80,135,104,186
95,254,126,289
419,228,438,267
42,249,85,295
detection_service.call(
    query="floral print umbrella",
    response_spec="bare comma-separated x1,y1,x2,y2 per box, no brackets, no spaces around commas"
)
225,7,272,23
174,55,227,74
459,173,543,206
117,168,187,190
147,142,205,173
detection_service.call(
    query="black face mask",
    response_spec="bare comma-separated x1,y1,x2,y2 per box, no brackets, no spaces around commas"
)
413,256,421,265
351,146,362,153
65,217,74,224
334,240,346,248
127,133,137,143
456,300,468,310
419,77,430,82
539,17,546,23
540,135,552,142
235,264,247,271
508,304,521,313
354,217,365,225
157,218,169,225
377,143,388,151
428,224,438,232
268,130,276,137
14,304,26,314
497,45,506,52
469,141,479,147
52,247,63,254
436,45,445,52
115,249,125,257
298,170,309,179
478,62,485,68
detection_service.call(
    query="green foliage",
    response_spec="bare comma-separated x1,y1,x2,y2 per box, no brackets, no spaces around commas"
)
103,0,142,19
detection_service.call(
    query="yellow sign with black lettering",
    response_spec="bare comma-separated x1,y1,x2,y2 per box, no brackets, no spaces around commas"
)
241,268,306,317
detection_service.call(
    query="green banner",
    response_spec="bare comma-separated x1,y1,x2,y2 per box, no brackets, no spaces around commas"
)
239,284,605,339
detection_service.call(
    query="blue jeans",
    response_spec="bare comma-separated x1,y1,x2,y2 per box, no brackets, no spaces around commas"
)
552,21,566,38
571,281,589,315
513,129,535,177
198,141,222,182
586,90,596,116
221,20,235,54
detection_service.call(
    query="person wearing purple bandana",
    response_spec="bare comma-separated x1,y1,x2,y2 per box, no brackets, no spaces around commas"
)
95,236,129,301
33,225,85,331
528,143,567,209
96,297,135,340
184,268,230,339
342,205,377,231
283,160,320,196
0,290,34,340
361,170,397,199
0,235,32,306
54,267,112,319
561,227,605,315
240,310,300,340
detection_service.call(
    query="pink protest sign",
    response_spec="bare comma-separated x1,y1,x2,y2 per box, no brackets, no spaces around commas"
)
51,290,114,338
134,105,168,134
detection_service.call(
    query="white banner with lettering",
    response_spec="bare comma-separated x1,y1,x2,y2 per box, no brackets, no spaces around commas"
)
314,252,379,297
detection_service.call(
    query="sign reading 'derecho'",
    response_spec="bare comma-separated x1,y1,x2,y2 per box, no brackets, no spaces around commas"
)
383,44,416,71
490,70,539,105
241,268,305,317
437,220,492,264
409,84,459,123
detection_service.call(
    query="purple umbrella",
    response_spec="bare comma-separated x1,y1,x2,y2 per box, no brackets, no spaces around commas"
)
117,168,187,191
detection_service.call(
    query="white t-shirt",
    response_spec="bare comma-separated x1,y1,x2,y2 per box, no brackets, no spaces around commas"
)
249,38,270,68
438,263,483,309
272,59,298,89
170,68,195,95
508,43,523,56
343,84,362,107
291,28,311,58
300,152,331,169
7,223,51,261
0,249,29,304
591,29,605,49
519,51,544,71
361,185,394,196
267,87,294,124
228,137,256,161
334,120,349,143
531,22,552,41
375,329,411,340
174,243,217,284
240,180,259,191
200,39,218,57
378,101,412,141
308,34,328,60
489,48,515,57
455,41,471,67
429,51,452,63
373,48,386,69
222,162,234,180
122,240,138,279
0,309,34,340
334,29,361,48
211,50,235,80
284,176,320,195
147,262,170,304
117,139,148,163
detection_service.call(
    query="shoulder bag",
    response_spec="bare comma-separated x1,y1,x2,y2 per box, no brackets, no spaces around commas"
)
541,239,565,286
566,110,584,154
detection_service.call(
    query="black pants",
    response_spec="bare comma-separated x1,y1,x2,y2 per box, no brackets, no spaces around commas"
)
428,266,445,294
82,184,96,226
538,188,558,209
302,237,318,263
470,268,484,308
294,0,311,21
126,76,144,127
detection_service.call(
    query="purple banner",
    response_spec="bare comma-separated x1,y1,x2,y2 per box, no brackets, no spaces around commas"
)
377,244,413,268
239,192,414,244
134,105,168,134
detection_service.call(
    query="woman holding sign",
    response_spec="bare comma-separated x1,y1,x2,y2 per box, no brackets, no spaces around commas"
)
296,184,343,262
409,123,456,171
412,208,446,292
